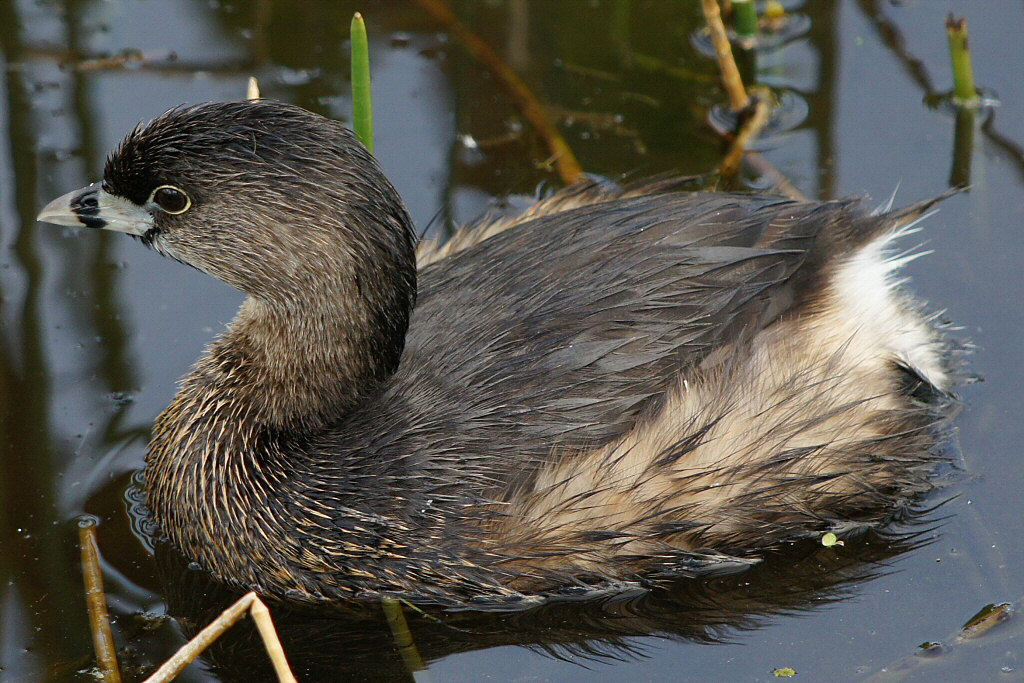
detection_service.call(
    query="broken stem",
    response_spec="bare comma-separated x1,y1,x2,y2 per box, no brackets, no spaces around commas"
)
143,592,296,683
946,14,978,105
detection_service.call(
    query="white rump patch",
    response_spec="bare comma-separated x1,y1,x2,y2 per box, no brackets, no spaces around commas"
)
831,229,949,391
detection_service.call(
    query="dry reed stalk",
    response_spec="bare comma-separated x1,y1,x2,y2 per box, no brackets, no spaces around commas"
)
700,0,750,111
79,520,123,683
717,88,772,177
143,592,296,683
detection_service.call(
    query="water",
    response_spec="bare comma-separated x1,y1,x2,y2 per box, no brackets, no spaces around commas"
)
3,1,1024,680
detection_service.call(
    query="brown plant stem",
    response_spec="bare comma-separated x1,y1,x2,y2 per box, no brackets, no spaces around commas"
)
79,519,122,683
717,88,772,177
143,592,296,683
701,0,750,111
411,0,585,184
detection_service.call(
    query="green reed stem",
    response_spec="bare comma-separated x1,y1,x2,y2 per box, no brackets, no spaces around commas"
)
351,12,374,153
946,14,978,105
732,0,758,37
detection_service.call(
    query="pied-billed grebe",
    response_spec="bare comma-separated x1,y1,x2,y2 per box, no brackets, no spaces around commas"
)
38,100,955,605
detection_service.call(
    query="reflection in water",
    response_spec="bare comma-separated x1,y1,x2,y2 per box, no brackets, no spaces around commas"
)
0,0,93,670
154,528,935,682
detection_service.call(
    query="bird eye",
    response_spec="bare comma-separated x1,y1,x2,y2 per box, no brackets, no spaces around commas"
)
150,185,191,214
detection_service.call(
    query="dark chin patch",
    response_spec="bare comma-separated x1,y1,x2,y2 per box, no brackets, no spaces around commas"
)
70,190,107,229
138,228,187,267
140,226,162,249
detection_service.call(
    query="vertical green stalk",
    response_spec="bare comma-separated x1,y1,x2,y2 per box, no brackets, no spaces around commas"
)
946,14,977,105
732,0,758,38
382,598,426,675
351,12,374,153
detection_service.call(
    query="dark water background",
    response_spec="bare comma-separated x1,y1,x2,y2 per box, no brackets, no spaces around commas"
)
3,1,1024,681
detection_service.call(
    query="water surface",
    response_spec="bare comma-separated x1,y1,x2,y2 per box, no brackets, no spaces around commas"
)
3,1,1024,681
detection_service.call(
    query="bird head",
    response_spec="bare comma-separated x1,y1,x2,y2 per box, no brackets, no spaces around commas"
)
38,100,417,307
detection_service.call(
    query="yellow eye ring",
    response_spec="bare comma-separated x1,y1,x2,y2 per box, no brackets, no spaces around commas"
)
149,185,191,214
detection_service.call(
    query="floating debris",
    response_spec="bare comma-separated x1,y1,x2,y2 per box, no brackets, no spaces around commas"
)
959,602,1013,640
821,532,844,547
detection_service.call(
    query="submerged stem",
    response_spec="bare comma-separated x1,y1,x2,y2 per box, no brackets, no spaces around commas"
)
79,520,122,683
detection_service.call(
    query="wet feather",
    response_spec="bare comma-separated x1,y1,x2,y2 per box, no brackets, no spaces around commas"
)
61,101,960,605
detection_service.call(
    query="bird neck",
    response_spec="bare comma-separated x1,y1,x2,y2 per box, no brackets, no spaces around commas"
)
145,264,417,586
196,263,415,434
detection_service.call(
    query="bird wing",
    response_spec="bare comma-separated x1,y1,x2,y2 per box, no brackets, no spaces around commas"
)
324,193,864,485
